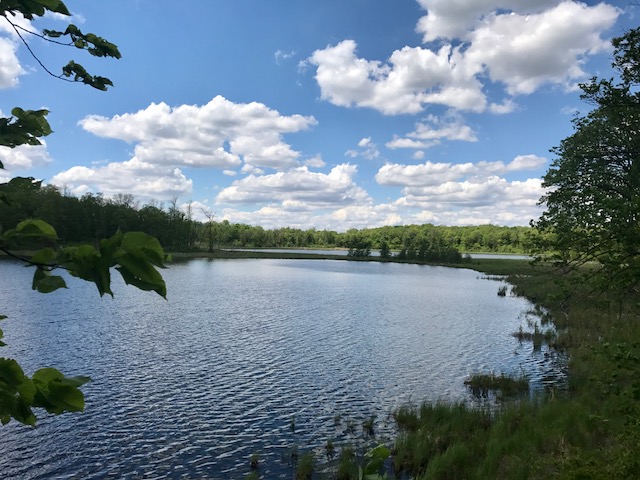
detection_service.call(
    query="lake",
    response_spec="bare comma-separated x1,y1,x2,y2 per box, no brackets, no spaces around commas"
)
0,258,564,479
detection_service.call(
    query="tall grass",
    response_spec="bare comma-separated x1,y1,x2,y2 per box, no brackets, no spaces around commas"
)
383,259,640,478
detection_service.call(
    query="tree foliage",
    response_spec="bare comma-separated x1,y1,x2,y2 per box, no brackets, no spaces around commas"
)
533,27,640,295
0,0,167,426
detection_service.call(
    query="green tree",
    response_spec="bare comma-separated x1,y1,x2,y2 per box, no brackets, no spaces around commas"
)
0,0,167,426
533,27,640,294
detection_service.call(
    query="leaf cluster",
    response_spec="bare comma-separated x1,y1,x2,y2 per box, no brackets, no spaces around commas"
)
1,220,168,298
1,0,120,90
532,27,640,295
0,108,51,148
0,356,89,426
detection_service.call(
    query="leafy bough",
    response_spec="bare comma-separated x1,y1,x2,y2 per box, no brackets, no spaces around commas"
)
0,219,168,426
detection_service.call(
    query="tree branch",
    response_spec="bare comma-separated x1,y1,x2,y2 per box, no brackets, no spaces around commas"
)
2,15,74,83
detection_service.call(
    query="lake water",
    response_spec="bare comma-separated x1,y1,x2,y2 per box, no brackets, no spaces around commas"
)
0,258,564,479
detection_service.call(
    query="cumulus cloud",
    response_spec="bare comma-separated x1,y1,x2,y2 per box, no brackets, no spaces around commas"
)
0,37,24,88
304,154,326,168
376,155,546,187
307,1,619,115
415,0,559,42
216,164,371,208
51,158,193,200
79,96,317,171
0,142,52,171
463,2,620,95
56,96,318,201
308,39,486,114
345,137,380,160
387,113,477,150
395,176,545,226
375,154,547,226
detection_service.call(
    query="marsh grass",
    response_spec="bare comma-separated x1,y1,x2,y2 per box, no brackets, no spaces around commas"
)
325,438,336,459
335,447,359,480
295,452,314,480
464,372,530,398
512,324,556,350
362,415,376,436
356,259,640,479
249,452,259,470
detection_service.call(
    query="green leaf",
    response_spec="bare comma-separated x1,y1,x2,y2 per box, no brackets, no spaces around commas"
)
32,368,89,414
121,231,167,267
34,0,71,16
13,219,58,239
0,109,52,147
32,268,67,293
58,244,113,297
365,444,391,461
42,29,64,38
30,247,57,265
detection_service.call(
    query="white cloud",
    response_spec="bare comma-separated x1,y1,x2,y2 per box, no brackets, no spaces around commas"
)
374,152,547,226
308,40,486,114
506,154,547,171
376,155,546,187
394,176,546,226
216,164,371,208
0,142,52,171
387,113,477,150
307,2,619,115
415,0,560,42
346,137,380,160
51,158,193,200
219,202,401,231
304,154,326,168
377,161,478,187
275,49,296,65
0,37,24,88
79,96,317,171
463,2,620,95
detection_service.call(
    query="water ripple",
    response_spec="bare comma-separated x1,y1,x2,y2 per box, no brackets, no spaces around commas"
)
0,259,565,479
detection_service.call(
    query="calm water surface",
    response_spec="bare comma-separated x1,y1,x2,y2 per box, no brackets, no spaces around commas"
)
0,258,564,479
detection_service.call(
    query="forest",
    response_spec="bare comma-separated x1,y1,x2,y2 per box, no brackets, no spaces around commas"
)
0,179,532,257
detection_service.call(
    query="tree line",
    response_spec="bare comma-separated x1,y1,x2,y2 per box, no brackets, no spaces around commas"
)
0,179,534,256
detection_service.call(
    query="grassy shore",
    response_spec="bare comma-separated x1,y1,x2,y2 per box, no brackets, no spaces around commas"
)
173,251,639,478
387,257,640,479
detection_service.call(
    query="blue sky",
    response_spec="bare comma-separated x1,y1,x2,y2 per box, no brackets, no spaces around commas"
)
1,0,636,231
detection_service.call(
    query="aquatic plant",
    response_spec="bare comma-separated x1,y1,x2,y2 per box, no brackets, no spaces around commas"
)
295,452,314,480
249,452,259,470
464,372,529,398
362,415,376,436
325,438,336,459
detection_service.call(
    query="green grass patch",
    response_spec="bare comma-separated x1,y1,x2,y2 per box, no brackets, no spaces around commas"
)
464,372,530,398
